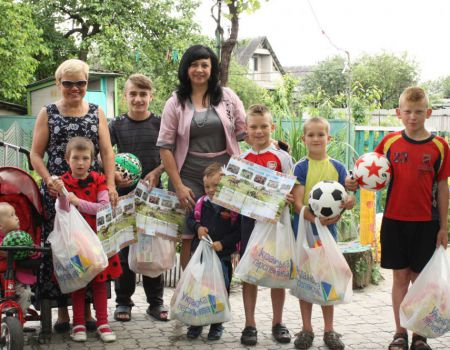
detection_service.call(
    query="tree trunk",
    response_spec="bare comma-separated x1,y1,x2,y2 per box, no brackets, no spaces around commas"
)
220,1,239,86
343,248,373,289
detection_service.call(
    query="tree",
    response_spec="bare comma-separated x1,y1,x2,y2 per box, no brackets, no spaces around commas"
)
216,0,266,86
0,0,47,102
27,0,199,72
352,52,418,108
300,55,348,106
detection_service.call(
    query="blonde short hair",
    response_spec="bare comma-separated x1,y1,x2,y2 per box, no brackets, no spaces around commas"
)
398,87,429,108
125,74,153,92
65,136,95,160
302,117,330,134
203,162,223,178
55,59,89,84
246,104,273,123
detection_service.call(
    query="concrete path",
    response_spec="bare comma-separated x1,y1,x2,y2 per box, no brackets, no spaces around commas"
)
22,265,450,350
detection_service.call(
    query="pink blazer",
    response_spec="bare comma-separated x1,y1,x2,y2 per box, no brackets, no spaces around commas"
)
157,87,246,170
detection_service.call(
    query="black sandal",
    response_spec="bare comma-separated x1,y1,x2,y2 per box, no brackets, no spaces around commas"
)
323,331,345,350
272,323,291,343
146,305,169,321
294,330,314,349
388,333,408,350
113,305,132,322
410,335,431,350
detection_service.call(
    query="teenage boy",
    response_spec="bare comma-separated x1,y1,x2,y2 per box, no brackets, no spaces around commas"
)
109,74,167,322
347,87,450,350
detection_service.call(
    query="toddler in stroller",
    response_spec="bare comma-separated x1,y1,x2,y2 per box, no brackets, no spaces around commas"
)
0,203,39,312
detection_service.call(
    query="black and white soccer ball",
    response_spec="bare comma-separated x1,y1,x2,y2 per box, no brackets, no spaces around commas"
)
308,180,347,218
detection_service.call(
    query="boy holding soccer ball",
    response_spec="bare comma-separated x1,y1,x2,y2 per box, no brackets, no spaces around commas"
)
346,87,450,350
291,117,355,350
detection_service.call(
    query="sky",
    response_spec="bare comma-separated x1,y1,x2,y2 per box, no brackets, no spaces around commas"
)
195,0,450,82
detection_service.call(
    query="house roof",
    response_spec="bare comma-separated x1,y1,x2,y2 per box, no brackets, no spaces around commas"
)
26,70,123,89
283,65,314,80
0,100,27,114
236,36,285,75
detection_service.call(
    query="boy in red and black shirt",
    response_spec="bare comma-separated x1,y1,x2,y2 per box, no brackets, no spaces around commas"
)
239,105,294,346
347,87,450,350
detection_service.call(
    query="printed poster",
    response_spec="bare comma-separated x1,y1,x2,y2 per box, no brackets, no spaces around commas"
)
134,181,185,243
212,157,296,223
96,194,136,258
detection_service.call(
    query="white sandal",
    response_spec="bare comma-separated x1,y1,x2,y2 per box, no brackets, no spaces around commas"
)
97,324,116,342
70,325,87,342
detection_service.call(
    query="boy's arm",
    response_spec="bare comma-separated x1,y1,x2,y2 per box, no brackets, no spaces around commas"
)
293,184,316,223
436,179,449,247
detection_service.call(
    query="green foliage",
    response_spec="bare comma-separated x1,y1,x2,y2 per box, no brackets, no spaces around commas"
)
0,0,47,102
26,0,201,113
371,264,383,285
352,52,418,108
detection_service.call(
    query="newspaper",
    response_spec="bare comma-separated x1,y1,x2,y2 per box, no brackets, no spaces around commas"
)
212,157,296,223
96,193,136,258
134,181,185,242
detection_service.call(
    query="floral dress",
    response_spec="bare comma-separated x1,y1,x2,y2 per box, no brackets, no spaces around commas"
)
37,103,101,303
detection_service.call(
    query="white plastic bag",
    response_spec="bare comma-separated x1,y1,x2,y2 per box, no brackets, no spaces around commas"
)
290,207,352,305
48,200,108,294
170,240,231,326
400,246,450,338
128,233,176,277
234,207,297,288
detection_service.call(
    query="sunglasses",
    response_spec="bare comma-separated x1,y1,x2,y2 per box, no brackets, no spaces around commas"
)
61,80,88,88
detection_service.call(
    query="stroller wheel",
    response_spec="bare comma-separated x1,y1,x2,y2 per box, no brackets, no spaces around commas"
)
0,316,24,350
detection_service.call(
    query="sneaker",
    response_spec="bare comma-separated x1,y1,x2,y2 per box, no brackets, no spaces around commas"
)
208,324,224,340
70,325,87,342
97,324,116,343
187,325,203,339
240,326,257,346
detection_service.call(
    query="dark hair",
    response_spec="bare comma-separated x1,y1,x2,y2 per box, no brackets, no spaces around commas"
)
176,45,222,108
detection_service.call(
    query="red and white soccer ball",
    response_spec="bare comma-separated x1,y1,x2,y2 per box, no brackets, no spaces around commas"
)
353,152,391,191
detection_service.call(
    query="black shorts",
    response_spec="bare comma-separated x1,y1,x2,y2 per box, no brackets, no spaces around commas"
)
240,216,256,256
380,217,439,273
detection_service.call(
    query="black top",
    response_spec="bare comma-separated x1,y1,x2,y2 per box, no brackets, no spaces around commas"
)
187,199,241,259
109,113,161,195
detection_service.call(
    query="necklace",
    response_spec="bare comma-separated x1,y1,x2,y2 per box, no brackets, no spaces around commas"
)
193,105,211,128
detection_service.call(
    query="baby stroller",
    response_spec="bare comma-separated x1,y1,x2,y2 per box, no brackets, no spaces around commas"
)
0,142,51,349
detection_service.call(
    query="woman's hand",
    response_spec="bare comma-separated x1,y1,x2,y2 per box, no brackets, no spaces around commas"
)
176,184,196,211
108,185,119,207
45,176,59,198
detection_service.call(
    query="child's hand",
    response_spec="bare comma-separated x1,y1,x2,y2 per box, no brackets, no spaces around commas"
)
319,215,341,226
68,193,80,207
212,241,223,252
340,195,356,210
345,174,359,192
285,193,295,205
197,226,209,240
115,171,134,189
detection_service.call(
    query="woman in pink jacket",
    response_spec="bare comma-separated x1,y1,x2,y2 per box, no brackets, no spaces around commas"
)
157,45,246,268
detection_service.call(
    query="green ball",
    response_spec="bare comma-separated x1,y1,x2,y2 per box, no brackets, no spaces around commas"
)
115,153,142,186
2,230,34,260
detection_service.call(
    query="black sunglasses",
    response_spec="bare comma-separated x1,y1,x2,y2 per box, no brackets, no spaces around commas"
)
61,80,88,88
